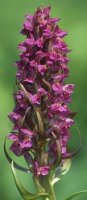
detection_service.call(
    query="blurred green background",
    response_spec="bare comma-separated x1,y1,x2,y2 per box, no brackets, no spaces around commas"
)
0,0,87,199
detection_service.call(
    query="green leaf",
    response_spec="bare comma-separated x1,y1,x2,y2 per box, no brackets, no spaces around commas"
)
11,162,48,200
4,138,30,173
65,190,87,200
51,177,60,186
52,159,71,186
61,159,72,175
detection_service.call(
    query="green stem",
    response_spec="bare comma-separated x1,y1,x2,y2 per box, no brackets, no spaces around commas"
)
33,176,46,193
43,177,56,200
33,176,47,200
33,176,56,200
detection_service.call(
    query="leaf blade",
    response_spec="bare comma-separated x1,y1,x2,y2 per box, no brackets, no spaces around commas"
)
65,190,87,200
4,137,30,173
11,162,48,200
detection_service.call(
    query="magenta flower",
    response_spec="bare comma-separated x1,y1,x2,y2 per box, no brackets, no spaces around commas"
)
8,6,75,178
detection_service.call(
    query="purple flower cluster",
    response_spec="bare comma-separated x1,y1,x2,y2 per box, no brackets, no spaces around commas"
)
8,6,75,176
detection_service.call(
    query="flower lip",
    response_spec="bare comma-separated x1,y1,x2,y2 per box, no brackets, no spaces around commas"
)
19,139,32,149
34,162,50,176
52,83,62,94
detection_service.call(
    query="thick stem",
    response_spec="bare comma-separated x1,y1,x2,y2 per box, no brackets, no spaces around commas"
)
33,176,48,200
47,178,56,200
33,176,46,193
43,176,56,200
33,175,56,200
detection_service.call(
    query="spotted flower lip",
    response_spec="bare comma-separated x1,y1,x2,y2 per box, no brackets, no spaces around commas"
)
8,6,76,176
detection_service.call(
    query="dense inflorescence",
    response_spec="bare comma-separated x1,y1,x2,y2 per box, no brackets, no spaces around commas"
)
8,6,75,176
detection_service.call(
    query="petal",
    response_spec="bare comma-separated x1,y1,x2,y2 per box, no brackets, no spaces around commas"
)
20,139,32,149
21,128,34,136
10,142,22,156
52,83,62,94
8,134,18,141
29,93,40,105
63,84,75,93
8,112,21,122
40,166,50,176
37,64,46,75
